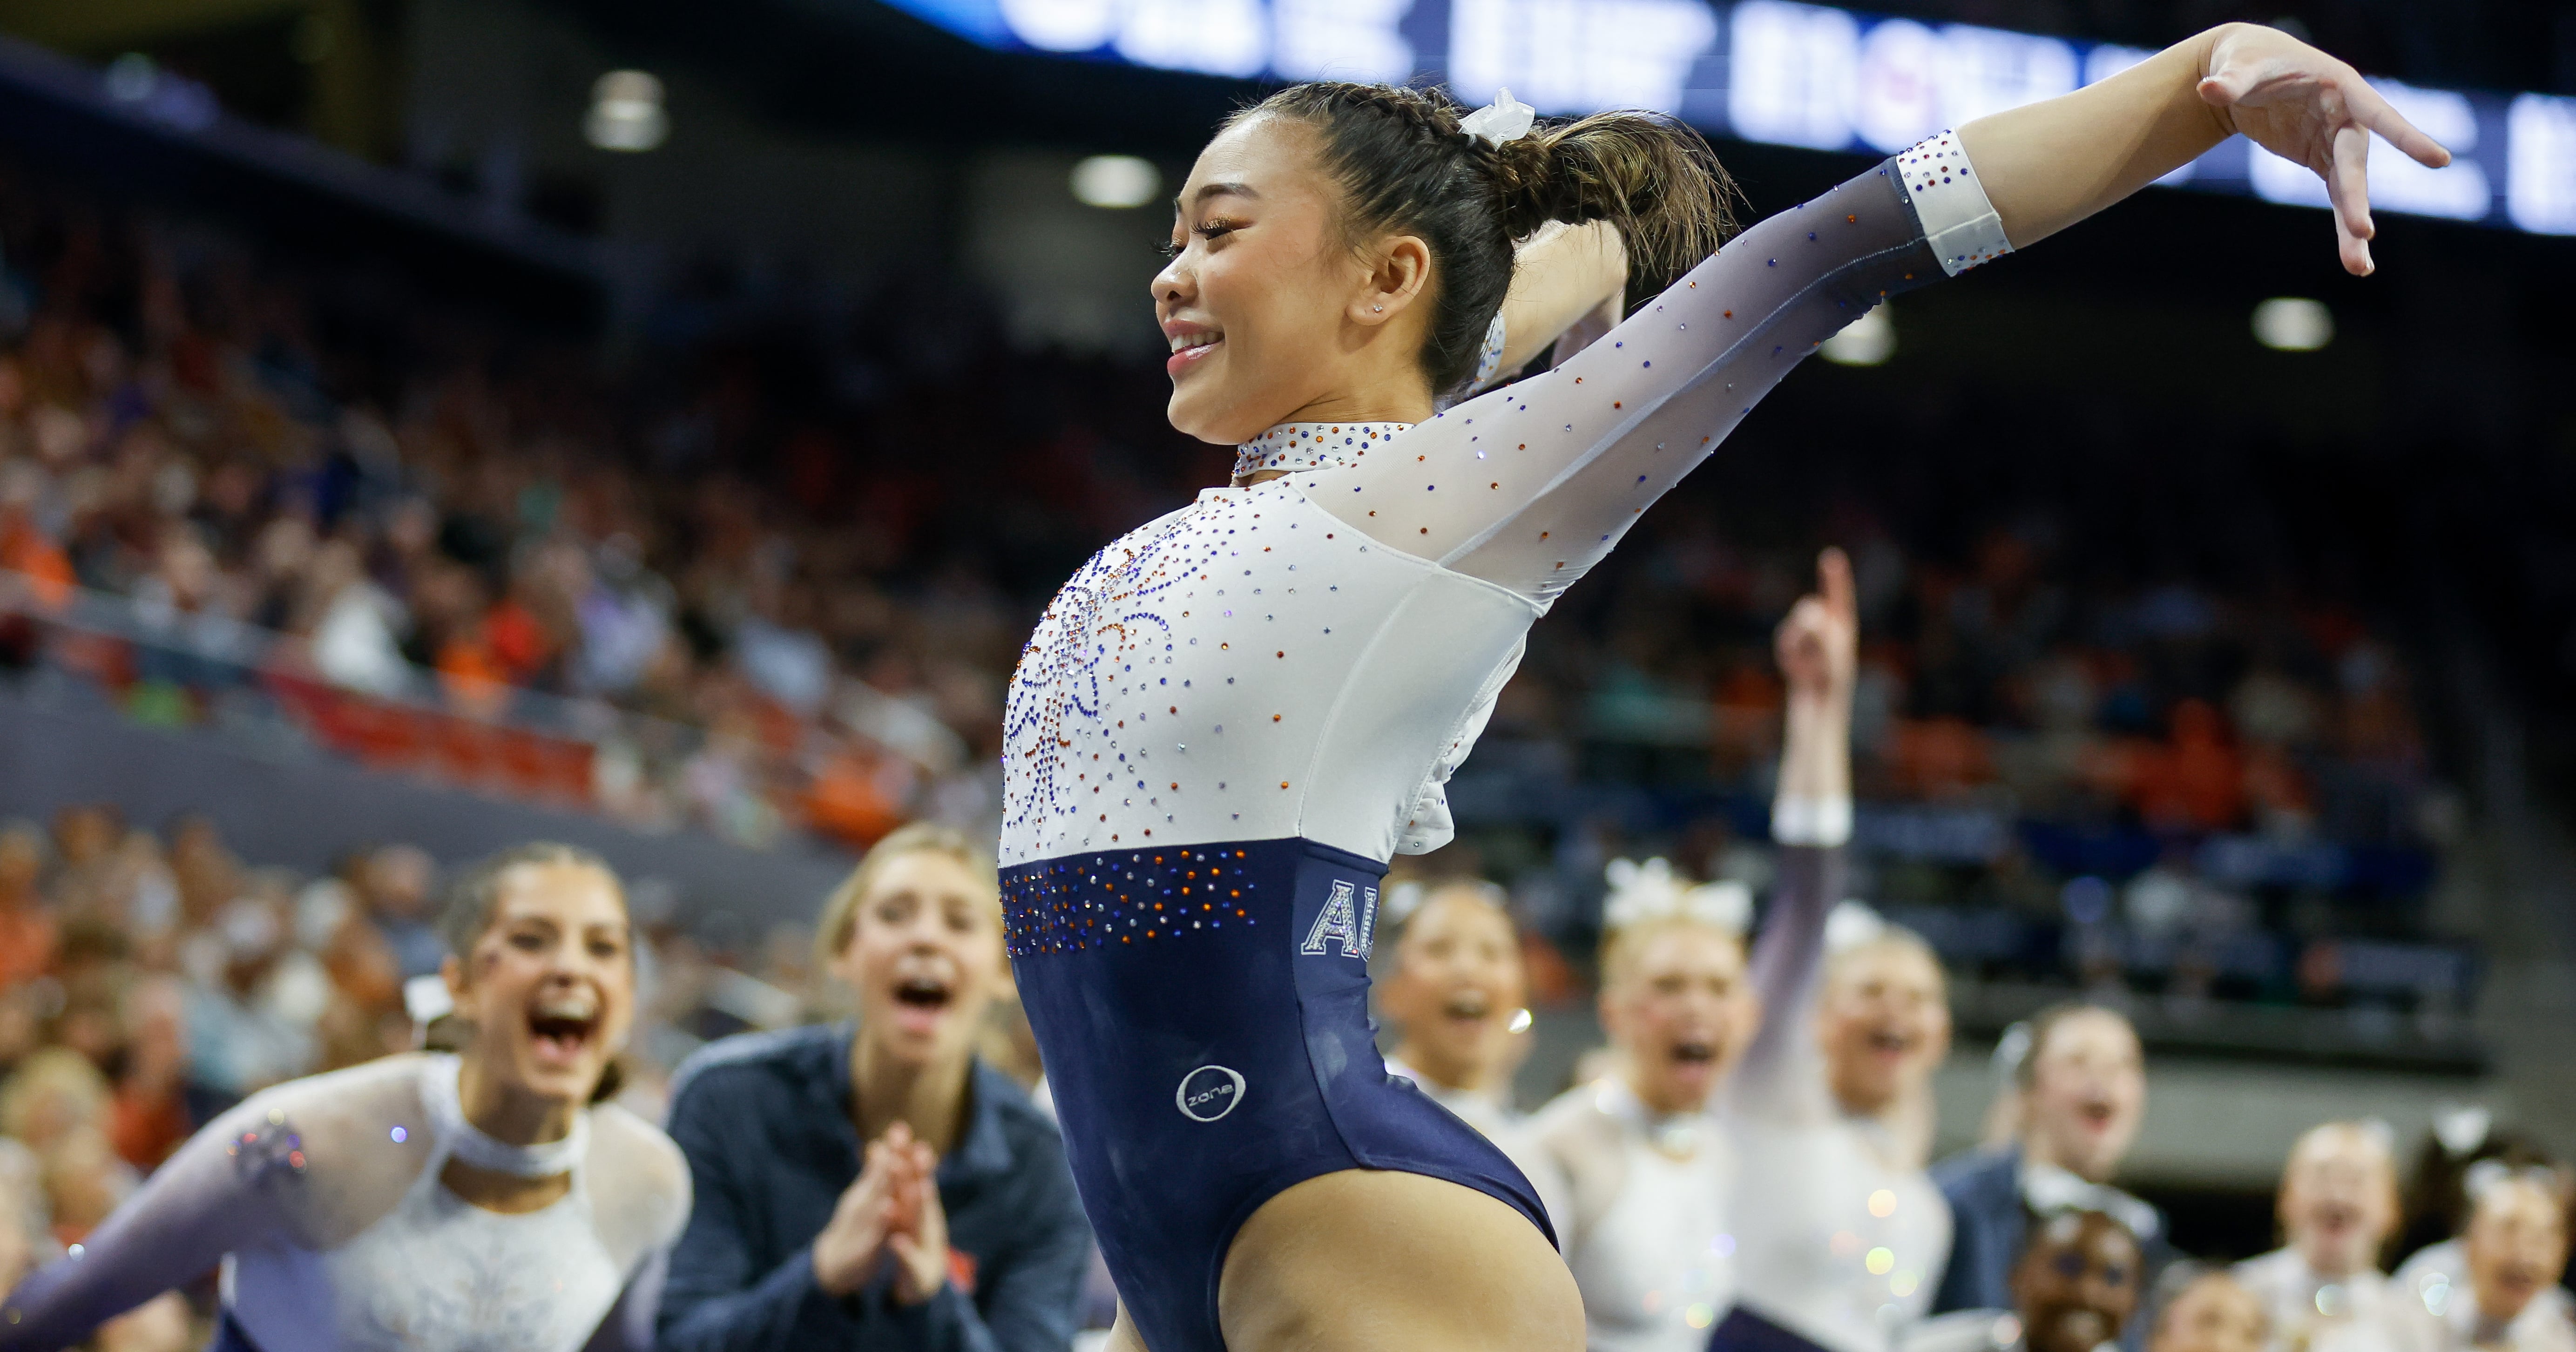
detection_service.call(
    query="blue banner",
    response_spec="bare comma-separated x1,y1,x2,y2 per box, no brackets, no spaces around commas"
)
880,0,2576,236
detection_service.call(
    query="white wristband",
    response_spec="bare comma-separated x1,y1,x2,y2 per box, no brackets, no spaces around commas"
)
1896,131,2012,277
1772,795,1854,848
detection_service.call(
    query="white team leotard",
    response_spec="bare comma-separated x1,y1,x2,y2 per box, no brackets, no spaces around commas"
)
1527,1075,1739,1352
1719,842,1953,1352
0,1054,689,1352
2235,1248,2410,1352
2388,1241,2576,1352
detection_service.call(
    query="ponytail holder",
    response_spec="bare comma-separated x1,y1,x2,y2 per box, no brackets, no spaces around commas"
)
1459,88,1536,148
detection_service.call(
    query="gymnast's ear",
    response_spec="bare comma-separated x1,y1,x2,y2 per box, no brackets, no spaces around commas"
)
1352,234,1432,328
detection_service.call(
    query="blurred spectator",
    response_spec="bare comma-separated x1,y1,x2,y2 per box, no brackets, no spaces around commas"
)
2392,1166,2574,1352
2236,1122,2406,1352
2394,1111,2556,1270
0,1139,41,1292
658,824,1089,1351
0,1048,111,1159
360,845,443,980
0,825,54,987
40,1126,133,1246
2145,1268,2268,1352
1524,861,1753,1352
104,977,190,1169
179,895,313,1097
2015,1210,2147,1352
311,911,406,1072
1376,879,1533,1142
1936,1003,2171,1347
1904,1209,2147,1352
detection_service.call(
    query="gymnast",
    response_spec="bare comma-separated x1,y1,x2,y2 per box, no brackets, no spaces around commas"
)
996,25,2445,1352
0,843,689,1352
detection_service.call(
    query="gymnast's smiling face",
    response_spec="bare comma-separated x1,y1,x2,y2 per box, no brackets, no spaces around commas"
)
1154,113,1438,447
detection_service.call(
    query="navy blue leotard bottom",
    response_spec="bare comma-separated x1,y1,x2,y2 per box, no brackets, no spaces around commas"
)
1004,836,1555,1352
1709,1306,1838,1352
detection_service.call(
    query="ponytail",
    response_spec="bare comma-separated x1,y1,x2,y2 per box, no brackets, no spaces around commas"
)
1240,83,1740,391
1489,110,1741,304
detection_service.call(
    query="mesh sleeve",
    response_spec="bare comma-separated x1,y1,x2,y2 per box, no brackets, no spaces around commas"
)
0,1099,301,1349
1725,844,1847,1122
1305,159,1944,605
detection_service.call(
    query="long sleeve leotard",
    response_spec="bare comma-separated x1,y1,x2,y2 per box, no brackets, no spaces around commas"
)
0,1055,690,1352
997,134,2003,1352
1717,842,1953,1352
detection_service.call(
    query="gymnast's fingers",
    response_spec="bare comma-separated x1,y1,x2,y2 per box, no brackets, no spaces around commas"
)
2347,82,2452,169
2325,124,2375,275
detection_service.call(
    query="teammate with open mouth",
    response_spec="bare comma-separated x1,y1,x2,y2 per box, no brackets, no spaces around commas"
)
655,822,1093,1349
0,842,693,1352
1717,551,1959,1352
1379,879,1536,1148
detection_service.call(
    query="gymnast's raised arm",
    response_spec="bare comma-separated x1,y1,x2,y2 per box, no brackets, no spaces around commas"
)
1315,25,2443,601
1963,22,2445,275
1727,549,1856,1119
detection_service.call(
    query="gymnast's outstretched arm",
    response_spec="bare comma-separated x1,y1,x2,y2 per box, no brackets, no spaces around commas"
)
0,1098,297,1349
1305,25,2442,601
1962,22,2444,275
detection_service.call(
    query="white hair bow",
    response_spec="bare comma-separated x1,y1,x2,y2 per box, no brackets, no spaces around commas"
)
1459,88,1536,147
1602,857,1750,933
1824,899,1887,953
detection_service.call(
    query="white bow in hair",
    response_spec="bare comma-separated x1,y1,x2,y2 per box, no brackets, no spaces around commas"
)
1824,899,1886,952
2433,1102,2494,1157
1459,88,1536,147
1602,857,1751,933
1383,881,1426,926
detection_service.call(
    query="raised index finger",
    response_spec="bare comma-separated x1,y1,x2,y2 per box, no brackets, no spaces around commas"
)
1817,547,1856,627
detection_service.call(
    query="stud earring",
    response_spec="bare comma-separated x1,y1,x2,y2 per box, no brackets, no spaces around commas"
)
1373,305,1384,312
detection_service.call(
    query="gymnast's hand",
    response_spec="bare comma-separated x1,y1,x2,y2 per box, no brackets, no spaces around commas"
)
2197,23,2451,277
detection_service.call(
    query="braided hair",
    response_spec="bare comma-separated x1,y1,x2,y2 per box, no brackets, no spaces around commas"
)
1235,83,1740,392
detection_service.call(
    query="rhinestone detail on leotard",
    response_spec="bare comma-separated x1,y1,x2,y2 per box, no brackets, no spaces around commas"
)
1002,847,1263,955
1231,422,1411,479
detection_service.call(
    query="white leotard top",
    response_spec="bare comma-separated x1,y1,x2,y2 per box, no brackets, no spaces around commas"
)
0,1055,690,1352
1723,845,1952,1352
1000,135,2007,869
2235,1249,2408,1352
1527,1076,1738,1352
2388,1241,2576,1352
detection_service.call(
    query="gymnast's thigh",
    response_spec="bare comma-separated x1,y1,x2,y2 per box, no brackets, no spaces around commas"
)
1217,1167,1584,1352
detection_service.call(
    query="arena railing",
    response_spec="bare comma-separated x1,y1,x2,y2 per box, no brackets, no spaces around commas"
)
0,567,751,839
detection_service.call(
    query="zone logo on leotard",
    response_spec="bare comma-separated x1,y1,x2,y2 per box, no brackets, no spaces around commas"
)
1299,881,1379,960
1176,1065,1247,1122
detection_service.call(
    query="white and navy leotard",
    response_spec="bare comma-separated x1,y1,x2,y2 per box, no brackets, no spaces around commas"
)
999,134,2008,1352
0,1055,689,1352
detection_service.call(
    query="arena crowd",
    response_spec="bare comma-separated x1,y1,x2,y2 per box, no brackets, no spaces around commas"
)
0,152,2462,1023
0,90,2552,1352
